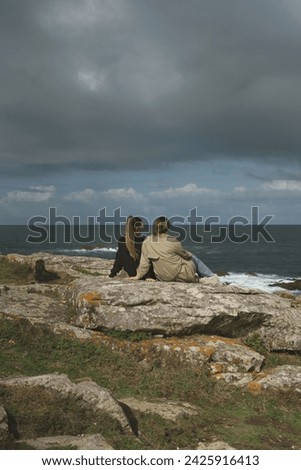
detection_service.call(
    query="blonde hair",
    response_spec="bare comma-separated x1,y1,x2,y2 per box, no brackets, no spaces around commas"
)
125,216,143,260
153,216,170,236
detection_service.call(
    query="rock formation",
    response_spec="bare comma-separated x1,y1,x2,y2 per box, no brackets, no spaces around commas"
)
65,276,301,352
1,253,301,450
0,374,131,433
34,259,60,283
270,279,301,291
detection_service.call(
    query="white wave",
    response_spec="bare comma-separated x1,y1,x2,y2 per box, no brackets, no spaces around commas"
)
219,272,300,293
55,247,117,254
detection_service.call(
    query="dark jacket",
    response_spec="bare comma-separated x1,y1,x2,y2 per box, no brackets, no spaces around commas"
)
109,235,153,278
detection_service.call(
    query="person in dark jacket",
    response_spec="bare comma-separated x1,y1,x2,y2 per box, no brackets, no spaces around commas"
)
109,216,154,278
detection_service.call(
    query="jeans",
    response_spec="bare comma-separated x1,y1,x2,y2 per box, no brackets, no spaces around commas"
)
191,254,214,278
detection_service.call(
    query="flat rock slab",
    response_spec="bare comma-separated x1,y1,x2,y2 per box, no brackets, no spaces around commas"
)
120,398,199,422
0,284,70,325
65,277,301,351
5,253,111,279
19,434,113,450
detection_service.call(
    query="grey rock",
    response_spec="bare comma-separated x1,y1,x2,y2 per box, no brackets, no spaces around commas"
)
5,253,111,279
120,398,199,422
270,279,301,291
215,366,301,395
3,253,301,352
248,365,301,394
65,276,301,352
128,336,265,374
197,440,236,450
19,434,113,450
214,372,256,387
208,338,263,372
0,284,70,325
0,374,132,433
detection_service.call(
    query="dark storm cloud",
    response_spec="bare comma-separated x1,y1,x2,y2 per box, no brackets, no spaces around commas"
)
1,0,301,177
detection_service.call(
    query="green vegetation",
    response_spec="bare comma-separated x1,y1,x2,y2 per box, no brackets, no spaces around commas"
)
103,328,153,342
244,333,266,355
0,385,133,450
0,317,301,450
0,257,33,284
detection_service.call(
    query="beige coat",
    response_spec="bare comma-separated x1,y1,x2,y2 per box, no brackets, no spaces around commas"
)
136,234,196,282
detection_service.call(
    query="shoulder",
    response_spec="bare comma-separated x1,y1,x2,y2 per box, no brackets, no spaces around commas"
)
142,235,152,246
135,234,146,243
166,235,178,243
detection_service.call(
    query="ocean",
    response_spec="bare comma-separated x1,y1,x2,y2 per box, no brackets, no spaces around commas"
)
0,224,300,293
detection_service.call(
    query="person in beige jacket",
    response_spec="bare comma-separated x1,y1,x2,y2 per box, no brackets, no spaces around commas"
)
132,216,214,283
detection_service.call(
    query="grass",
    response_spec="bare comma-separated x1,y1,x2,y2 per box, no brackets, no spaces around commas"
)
0,317,301,450
0,385,135,450
243,333,266,355
243,332,301,369
103,329,153,342
0,257,33,284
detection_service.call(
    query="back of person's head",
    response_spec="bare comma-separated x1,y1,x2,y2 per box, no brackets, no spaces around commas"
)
153,216,170,236
125,216,143,260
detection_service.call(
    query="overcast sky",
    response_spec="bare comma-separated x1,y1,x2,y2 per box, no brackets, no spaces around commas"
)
1,0,301,225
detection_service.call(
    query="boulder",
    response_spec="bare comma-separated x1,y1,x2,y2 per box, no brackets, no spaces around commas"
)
124,335,265,373
270,279,301,291
65,277,301,352
215,366,301,395
0,374,132,434
247,365,301,394
120,398,199,422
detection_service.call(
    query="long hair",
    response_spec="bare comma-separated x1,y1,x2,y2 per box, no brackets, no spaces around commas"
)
153,216,170,236
125,216,143,260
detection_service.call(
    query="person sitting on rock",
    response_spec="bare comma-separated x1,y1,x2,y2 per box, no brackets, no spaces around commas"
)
130,216,214,283
109,215,155,279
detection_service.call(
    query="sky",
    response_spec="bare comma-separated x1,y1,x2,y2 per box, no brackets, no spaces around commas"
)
1,0,301,225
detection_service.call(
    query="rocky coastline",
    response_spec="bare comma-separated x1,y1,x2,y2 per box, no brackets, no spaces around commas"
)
1,253,301,450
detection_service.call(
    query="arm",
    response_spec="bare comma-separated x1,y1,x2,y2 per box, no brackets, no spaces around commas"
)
135,242,152,279
109,241,124,277
174,240,192,260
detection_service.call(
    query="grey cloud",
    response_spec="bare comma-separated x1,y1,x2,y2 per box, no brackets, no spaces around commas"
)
1,0,301,176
